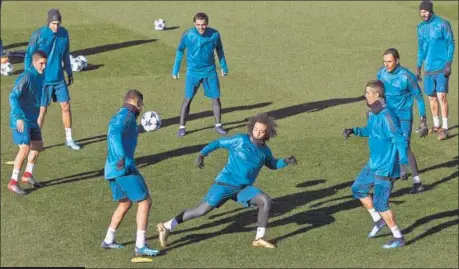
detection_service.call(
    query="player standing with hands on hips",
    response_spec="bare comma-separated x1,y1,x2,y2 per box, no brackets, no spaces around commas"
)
172,12,229,137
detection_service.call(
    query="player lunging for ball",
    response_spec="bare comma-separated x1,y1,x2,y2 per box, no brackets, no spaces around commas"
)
157,113,297,248
101,89,159,257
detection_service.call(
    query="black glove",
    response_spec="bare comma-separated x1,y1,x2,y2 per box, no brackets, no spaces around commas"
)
342,128,354,139
67,75,74,86
444,62,452,77
284,156,298,165
416,67,422,82
116,158,125,170
195,154,205,169
415,116,428,138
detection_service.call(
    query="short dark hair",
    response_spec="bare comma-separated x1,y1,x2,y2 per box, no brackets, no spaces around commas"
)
33,50,48,60
246,113,278,142
365,80,385,98
124,89,143,106
193,12,209,24
383,48,400,61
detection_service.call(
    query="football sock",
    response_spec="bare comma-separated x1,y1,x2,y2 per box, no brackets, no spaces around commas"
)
11,169,20,182
368,208,381,222
65,128,73,141
164,218,178,231
413,175,421,184
442,118,448,129
179,125,185,129
433,116,440,128
215,123,222,127
390,226,402,238
135,230,146,248
212,98,222,125
255,227,266,240
24,163,34,176
104,227,116,244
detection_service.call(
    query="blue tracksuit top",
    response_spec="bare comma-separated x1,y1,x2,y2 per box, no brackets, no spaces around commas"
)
377,65,426,121
24,25,73,84
9,67,45,129
104,106,140,180
417,14,455,73
200,134,287,187
353,106,408,178
172,27,228,77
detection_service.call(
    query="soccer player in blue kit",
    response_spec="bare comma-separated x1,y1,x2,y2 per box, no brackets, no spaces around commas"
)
416,0,455,140
156,113,297,248
377,48,427,194
172,12,229,137
7,51,48,195
101,90,159,257
343,80,409,249
24,9,80,150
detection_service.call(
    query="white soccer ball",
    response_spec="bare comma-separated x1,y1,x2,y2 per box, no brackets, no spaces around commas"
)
1,62,14,76
77,55,88,70
141,111,161,132
71,57,84,72
154,18,166,31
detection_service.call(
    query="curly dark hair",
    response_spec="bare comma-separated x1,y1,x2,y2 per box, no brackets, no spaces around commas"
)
246,113,278,142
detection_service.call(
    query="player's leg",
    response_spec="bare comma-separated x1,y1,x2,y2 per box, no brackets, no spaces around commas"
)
177,73,201,137
8,127,32,195
399,120,424,192
424,74,441,133
373,176,405,248
351,165,385,237
21,128,43,188
102,193,132,249
203,72,227,135
37,85,54,130
435,73,450,140
157,183,236,248
54,82,80,150
243,189,276,248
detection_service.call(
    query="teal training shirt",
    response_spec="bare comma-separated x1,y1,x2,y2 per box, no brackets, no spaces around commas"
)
200,134,287,187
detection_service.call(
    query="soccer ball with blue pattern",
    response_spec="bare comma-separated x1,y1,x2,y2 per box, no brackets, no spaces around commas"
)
77,55,88,70
70,55,84,72
141,111,161,132
1,62,14,76
154,19,166,31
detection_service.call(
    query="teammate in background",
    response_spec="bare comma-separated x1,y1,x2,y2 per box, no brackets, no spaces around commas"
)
377,48,427,194
101,89,160,257
416,0,455,140
24,9,81,150
172,12,229,137
8,51,48,195
343,80,408,249
156,113,297,248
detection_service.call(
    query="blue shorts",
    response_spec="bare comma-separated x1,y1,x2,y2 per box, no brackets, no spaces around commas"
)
351,165,393,212
400,120,413,144
42,82,70,106
109,173,149,202
12,126,42,145
424,72,449,96
185,72,220,99
203,183,262,208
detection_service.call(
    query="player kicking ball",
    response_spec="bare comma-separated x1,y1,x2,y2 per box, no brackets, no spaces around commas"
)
156,113,297,249
100,90,160,257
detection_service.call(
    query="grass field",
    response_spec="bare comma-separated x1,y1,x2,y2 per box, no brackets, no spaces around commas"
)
1,1,458,268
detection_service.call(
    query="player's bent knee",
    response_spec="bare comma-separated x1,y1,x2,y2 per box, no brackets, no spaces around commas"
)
60,102,71,111
374,202,389,213
351,184,367,199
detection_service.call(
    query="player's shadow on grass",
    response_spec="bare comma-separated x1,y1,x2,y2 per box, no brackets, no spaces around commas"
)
163,26,180,31
42,102,272,150
84,63,104,71
3,42,28,50
71,39,157,57
188,96,365,134
140,179,357,251
34,143,207,189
